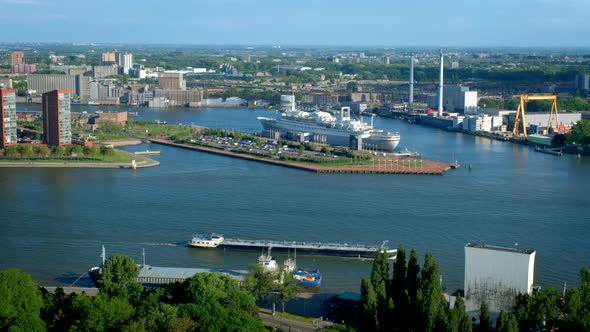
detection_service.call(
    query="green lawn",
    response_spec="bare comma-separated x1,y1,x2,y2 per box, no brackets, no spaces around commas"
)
0,150,140,164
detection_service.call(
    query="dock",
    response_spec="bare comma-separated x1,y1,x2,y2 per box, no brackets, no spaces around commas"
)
213,238,396,259
134,150,161,155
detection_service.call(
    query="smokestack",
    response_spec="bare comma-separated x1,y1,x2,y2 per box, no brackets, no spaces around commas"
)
438,49,444,117
409,53,414,110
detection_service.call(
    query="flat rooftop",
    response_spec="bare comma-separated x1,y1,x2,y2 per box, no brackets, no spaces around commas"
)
138,265,246,281
465,242,535,255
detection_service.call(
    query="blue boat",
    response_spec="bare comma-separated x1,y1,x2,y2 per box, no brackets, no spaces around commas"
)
293,268,321,288
283,256,322,288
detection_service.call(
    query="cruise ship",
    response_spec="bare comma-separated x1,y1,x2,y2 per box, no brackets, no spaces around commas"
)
258,105,400,151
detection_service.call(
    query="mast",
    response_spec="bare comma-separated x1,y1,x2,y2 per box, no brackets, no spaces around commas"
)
438,49,444,117
409,53,414,110
101,245,106,265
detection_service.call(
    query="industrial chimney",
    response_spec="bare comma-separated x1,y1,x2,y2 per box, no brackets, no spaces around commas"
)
438,49,444,117
408,53,414,110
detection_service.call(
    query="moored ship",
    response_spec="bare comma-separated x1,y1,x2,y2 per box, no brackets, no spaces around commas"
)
258,103,400,151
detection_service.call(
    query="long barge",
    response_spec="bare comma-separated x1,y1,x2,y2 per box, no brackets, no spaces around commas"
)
188,234,397,259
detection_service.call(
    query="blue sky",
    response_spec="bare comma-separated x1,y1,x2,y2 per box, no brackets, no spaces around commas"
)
0,0,588,47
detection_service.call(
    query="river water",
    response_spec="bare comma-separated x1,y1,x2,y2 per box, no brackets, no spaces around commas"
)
1,104,589,294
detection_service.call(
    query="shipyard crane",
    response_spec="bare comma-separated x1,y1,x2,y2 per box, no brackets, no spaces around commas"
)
512,95,559,137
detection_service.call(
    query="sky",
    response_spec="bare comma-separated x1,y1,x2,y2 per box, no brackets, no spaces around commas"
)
0,0,589,47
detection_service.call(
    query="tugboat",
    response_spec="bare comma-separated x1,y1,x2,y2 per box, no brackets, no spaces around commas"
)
282,250,321,288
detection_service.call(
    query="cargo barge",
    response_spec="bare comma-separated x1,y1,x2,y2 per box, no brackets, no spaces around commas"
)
188,234,397,259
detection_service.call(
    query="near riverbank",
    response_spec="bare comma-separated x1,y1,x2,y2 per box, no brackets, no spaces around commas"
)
0,149,159,169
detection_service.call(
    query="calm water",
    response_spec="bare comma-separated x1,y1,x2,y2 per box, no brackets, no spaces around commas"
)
2,105,589,294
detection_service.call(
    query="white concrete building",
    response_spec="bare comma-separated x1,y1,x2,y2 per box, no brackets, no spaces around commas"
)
121,53,133,75
464,243,536,321
429,85,478,114
280,95,296,110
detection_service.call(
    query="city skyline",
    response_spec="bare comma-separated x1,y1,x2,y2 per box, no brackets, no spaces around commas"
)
1,0,589,47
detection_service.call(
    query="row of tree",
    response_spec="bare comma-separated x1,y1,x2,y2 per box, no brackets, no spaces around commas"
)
0,255,266,331
2,145,115,159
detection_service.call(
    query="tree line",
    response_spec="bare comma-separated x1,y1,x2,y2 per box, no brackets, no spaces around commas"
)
0,255,265,332
358,245,590,332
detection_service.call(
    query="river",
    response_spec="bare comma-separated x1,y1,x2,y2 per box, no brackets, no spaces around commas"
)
1,104,589,294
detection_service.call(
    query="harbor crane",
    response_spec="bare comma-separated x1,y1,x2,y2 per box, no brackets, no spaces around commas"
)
512,95,559,137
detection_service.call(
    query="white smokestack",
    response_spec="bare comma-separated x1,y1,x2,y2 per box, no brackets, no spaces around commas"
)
409,53,414,110
438,49,444,117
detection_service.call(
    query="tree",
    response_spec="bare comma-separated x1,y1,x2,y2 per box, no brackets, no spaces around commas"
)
567,119,590,148
551,133,567,147
51,145,65,158
370,249,390,331
4,145,17,159
479,301,492,332
275,270,300,313
417,253,446,332
245,263,274,305
100,145,115,159
390,244,407,330
496,311,518,332
359,278,378,332
96,255,142,300
0,269,46,331
449,295,471,332
39,145,51,158
406,249,421,331
83,145,98,158
68,145,83,158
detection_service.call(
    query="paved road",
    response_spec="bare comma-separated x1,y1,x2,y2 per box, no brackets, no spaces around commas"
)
259,311,333,332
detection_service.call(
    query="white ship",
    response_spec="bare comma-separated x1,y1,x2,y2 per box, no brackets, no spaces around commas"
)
188,233,224,248
258,104,400,151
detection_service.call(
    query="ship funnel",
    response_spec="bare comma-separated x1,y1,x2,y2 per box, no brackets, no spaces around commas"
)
438,49,444,117
409,53,414,110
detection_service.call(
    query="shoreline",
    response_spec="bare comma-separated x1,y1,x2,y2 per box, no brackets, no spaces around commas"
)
148,138,454,175
0,149,159,169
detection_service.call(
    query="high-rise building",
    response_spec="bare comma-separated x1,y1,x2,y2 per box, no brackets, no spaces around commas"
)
158,72,186,90
0,89,17,148
10,51,23,66
120,53,133,75
42,89,72,146
575,73,589,93
101,52,116,65
28,74,90,100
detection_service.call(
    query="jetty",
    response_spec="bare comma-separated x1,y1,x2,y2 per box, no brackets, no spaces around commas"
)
134,150,161,155
147,138,454,175
192,236,397,259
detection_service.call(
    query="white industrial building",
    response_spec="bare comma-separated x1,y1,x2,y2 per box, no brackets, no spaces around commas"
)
280,94,296,110
464,243,536,321
428,84,478,114
457,115,503,132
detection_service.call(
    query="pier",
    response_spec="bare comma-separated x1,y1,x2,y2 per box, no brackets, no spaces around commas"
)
148,138,454,175
208,237,396,259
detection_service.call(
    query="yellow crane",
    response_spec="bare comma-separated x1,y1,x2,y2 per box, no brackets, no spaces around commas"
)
512,95,559,137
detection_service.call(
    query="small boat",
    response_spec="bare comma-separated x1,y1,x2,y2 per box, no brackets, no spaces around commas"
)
188,233,224,248
134,150,161,155
293,268,321,288
283,250,321,288
393,148,421,158
88,101,101,106
259,247,279,272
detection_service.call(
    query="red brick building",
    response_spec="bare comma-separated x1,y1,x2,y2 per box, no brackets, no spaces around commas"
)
42,89,72,146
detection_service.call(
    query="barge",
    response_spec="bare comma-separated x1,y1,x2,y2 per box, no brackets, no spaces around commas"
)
189,234,397,259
